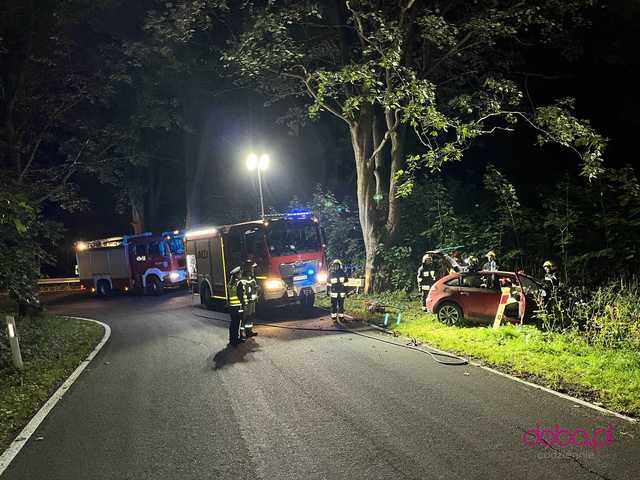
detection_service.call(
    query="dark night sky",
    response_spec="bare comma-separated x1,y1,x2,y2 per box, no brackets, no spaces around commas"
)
45,0,640,275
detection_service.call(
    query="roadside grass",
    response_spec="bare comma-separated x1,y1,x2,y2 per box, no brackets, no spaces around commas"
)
317,292,640,418
0,312,103,452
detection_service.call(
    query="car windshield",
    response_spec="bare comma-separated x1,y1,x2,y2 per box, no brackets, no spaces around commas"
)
167,237,185,255
267,220,321,256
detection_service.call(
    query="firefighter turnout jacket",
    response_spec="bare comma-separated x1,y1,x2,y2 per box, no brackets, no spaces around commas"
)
327,267,347,297
417,264,437,291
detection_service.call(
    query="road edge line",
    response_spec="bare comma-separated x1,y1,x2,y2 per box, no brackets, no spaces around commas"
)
0,316,111,476
341,312,637,424
473,363,637,424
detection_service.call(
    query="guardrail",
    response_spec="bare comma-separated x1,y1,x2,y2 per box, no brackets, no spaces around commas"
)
37,277,80,293
345,278,364,294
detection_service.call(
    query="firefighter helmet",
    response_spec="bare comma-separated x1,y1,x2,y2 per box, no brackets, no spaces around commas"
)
466,255,478,266
486,250,496,258
242,259,257,275
330,259,343,268
422,253,432,264
543,260,555,269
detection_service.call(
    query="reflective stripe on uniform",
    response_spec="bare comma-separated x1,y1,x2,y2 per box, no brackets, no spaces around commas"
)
244,323,253,328
330,278,338,284
331,313,337,318
339,293,346,297
330,292,338,298
339,277,345,283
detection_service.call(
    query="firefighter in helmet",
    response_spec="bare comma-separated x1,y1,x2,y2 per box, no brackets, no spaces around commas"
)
240,260,258,338
483,250,498,272
543,260,559,289
327,259,347,322
466,255,480,272
228,266,244,346
417,253,437,311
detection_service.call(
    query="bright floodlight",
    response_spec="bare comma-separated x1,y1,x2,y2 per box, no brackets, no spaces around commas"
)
259,153,269,171
246,153,258,171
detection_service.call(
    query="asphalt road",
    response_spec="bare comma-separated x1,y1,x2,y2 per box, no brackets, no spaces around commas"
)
2,291,639,480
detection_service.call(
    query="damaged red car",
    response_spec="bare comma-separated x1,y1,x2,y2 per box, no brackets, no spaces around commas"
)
424,270,546,325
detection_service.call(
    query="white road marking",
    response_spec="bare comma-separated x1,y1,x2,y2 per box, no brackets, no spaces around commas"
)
346,314,637,424
0,316,111,476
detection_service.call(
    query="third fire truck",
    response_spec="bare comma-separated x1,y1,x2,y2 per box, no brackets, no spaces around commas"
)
75,230,187,296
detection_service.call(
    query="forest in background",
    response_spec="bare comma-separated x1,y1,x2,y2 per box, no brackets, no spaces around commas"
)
2,0,640,310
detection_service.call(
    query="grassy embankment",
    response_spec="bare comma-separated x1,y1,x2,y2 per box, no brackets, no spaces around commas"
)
318,291,640,418
0,309,103,452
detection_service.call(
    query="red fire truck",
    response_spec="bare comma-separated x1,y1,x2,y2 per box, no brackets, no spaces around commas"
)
75,230,187,296
185,210,327,310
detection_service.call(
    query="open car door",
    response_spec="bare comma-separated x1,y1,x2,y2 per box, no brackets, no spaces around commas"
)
516,273,547,323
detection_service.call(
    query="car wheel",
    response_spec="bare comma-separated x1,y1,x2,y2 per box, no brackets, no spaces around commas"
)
146,276,163,296
437,302,463,326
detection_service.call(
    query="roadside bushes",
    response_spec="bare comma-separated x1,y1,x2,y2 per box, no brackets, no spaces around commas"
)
534,280,640,349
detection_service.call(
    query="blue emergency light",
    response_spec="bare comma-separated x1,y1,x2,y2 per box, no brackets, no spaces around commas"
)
307,268,315,276
285,208,313,219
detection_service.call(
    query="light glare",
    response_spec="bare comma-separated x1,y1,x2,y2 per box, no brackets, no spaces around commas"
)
259,154,269,170
185,227,218,239
246,153,258,171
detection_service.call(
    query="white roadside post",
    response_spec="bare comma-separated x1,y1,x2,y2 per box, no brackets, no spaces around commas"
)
5,315,24,369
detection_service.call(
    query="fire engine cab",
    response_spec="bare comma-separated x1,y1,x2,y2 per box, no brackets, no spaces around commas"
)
185,210,327,310
75,231,187,296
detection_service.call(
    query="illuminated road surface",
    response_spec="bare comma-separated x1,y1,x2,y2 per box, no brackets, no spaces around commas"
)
2,292,638,480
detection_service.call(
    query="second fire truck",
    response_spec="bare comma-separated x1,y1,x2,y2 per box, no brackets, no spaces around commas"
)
185,210,327,310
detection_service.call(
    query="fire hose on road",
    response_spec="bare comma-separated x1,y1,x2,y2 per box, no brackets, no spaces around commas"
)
192,308,468,366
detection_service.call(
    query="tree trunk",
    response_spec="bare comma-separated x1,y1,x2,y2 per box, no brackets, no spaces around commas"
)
386,119,405,246
350,112,387,293
147,164,164,231
182,86,203,229
131,197,145,234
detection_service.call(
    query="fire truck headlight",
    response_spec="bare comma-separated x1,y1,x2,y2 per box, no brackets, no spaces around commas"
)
169,271,181,282
316,271,328,283
264,279,284,290
76,241,88,251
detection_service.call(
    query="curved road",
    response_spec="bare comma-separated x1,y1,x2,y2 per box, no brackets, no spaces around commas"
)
2,292,638,479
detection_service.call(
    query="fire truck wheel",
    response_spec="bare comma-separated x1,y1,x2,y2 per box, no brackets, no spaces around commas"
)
300,292,315,309
201,283,215,310
97,280,111,298
146,276,163,296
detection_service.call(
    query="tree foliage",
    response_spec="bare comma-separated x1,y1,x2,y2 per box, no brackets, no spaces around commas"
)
221,0,607,291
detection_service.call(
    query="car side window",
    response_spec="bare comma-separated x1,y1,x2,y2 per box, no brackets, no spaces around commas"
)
227,228,244,269
445,277,460,287
461,274,484,288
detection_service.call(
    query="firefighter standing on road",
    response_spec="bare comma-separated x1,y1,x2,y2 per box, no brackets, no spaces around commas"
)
241,260,258,338
228,266,244,346
417,254,437,311
327,259,347,322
